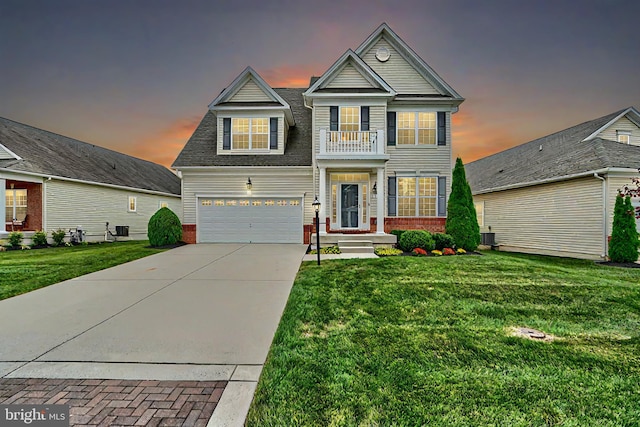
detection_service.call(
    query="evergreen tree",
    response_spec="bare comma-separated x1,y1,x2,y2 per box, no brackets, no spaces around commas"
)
609,194,639,262
445,157,481,251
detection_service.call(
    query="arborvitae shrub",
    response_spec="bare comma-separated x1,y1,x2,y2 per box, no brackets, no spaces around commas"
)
446,157,480,251
398,230,435,252
148,207,183,247
609,194,639,262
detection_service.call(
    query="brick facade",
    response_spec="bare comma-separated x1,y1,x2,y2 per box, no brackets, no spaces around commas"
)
6,180,42,231
383,217,446,234
182,224,197,244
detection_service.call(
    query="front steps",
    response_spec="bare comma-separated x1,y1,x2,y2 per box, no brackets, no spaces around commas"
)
310,233,397,255
338,239,374,254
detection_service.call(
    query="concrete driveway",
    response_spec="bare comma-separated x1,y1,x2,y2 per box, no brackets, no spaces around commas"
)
0,243,307,425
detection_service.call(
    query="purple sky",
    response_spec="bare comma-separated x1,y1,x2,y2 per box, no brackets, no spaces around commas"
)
1,0,639,167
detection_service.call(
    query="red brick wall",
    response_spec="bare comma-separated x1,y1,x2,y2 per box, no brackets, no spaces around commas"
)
6,181,42,231
182,224,196,244
384,217,446,234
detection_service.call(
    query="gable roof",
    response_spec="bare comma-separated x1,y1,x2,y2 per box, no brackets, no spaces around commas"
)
582,106,640,141
355,23,464,101
0,117,181,195
209,67,295,125
303,49,396,99
466,108,640,194
173,88,311,168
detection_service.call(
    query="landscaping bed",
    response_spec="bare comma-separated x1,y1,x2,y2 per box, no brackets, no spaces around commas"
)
247,251,640,426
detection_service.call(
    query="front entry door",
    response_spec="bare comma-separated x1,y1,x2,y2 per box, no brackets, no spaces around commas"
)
340,184,359,228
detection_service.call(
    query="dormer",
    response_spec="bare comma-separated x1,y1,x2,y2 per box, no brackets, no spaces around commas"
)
582,106,640,147
209,67,295,155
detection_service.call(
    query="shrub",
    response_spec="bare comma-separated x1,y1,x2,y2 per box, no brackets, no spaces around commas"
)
609,194,639,262
412,248,427,256
375,247,403,256
433,233,456,250
390,229,406,244
51,229,66,246
431,249,443,256
443,248,456,256
446,158,480,251
148,207,183,247
8,231,23,248
309,246,341,254
31,230,48,247
398,230,435,252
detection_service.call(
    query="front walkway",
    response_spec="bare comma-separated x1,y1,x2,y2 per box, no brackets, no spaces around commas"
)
0,243,307,426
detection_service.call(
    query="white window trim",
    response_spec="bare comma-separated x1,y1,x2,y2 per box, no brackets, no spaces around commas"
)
338,106,361,132
231,117,271,152
396,176,438,217
475,201,485,227
617,130,631,144
395,111,438,148
128,196,137,212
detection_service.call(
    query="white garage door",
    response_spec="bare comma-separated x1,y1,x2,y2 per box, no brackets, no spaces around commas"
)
198,197,303,243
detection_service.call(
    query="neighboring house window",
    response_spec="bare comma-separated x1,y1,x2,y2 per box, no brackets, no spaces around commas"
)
397,177,437,216
340,107,360,132
475,201,484,226
617,131,631,144
6,189,27,222
397,112,436,145
232,118,269,150
128,196,137,212
159,201,169,209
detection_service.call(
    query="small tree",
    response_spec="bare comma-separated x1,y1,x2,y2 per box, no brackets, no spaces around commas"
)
609,194,639,262
148,207,183,247
445,158,480,251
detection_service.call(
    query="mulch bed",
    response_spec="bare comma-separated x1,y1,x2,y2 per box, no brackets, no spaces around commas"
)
597,261,640,269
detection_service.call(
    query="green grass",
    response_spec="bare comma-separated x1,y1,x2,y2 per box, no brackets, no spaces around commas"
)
248,251,640,426
0,241,166,300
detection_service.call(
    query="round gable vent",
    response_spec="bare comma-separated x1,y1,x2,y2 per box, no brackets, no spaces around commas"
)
375,47,390,62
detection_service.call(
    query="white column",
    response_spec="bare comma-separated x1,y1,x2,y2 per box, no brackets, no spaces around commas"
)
376,167,385,234
318,167,327,234
0,179,5,232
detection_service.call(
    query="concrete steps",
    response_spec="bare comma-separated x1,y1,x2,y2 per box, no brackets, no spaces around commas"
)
338,240,374,254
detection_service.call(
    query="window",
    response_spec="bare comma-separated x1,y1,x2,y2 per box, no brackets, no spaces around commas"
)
201,199,212,206
397,177,437,216
397,112,436,145
617,131,631,144
340,107,360,132
6,189,27,222
159,201,169,208
214,200,224,206
232,118,269,150
239,200,250,206
128,196,137,212
475,202,484,226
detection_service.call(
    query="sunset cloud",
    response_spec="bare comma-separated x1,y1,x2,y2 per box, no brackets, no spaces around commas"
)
452,110,521,164
259,64,322,88
129,116,201,168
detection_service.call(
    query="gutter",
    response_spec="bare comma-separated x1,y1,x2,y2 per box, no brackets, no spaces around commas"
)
593,172,608,259
472,168,610,195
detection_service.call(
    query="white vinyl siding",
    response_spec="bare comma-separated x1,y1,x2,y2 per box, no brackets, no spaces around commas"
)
45,180,181,241
326,63,375,88
475,177,604,259
361,38,440,94
597,116,640,146
228,79,272,102
180,168,314,226
0,144,18,160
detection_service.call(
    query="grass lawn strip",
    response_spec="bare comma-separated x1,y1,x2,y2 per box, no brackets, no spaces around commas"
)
0,241,166,300
248,251,640,426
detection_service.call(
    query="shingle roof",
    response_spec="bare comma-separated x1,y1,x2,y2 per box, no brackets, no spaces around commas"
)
172,88,312,167
0,117,181,195
466,108,640,194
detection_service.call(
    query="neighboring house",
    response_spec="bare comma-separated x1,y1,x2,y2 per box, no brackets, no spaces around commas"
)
0,117,181,242
173,23,464,244
466,107,640,260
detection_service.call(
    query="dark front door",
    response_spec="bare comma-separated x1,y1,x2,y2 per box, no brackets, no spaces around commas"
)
340,184,359,228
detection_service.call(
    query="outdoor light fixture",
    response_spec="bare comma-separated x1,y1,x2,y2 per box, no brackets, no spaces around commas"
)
246,177,252,191
373,182,377,195
312,197,321,265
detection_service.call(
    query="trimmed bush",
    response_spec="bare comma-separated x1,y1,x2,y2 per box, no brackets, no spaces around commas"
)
398,230,435,252
8,231,23,248
51,229,66,246
433,233,456,250
609,194,639,262
390,229,406,242
31,230,48,247
148,207,183,247
446,158,481,251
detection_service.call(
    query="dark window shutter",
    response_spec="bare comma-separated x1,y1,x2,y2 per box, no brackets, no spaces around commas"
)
438,176,446,216
361,106,369,131
387,112,396,146
270,118,278,149
330,106,338,131
437,112,446,146
223,118,231,150
388,176,396,216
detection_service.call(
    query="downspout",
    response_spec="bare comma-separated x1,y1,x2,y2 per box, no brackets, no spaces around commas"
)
594,173,607,259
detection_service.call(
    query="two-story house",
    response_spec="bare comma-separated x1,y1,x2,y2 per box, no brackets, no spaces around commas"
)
173,24,464,245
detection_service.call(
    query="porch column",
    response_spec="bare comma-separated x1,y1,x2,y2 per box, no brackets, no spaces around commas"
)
376,167,385,234
0,179,5,232
318,167,327,234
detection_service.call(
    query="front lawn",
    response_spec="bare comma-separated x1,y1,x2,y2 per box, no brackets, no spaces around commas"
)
248,251,640,426
0,241,167,300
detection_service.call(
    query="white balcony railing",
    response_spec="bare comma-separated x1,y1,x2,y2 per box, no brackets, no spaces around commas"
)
319,129,385,155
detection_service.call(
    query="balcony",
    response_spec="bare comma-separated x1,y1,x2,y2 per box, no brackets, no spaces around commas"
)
319,129,386,157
